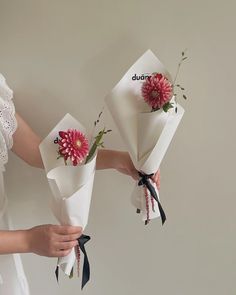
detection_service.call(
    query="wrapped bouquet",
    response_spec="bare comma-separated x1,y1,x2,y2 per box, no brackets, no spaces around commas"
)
105,50,186,225
39,113,110,289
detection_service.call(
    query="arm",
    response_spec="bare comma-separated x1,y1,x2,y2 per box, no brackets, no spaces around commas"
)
11,114,138,177
0,229,30,254
11,113,160,185
11,114,136,175
12,113,43,168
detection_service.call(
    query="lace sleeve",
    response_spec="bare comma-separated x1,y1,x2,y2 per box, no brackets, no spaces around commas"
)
0,73,18,168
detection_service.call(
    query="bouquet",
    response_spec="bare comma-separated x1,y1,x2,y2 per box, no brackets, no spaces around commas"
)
39,112,110,289
105,49,186,225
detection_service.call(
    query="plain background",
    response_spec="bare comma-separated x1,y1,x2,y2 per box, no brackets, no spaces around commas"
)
0,0,235,294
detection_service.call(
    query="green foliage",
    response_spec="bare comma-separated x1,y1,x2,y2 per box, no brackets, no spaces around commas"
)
85,128,112,164
172,50,188,111
163,102,174,112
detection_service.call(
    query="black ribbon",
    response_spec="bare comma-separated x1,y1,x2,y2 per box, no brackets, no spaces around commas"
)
138,172,166,225
78,234,91,289
55,234,91,290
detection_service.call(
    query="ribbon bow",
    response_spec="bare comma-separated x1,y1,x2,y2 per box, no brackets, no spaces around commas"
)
138,172,166,225
55,234,91,290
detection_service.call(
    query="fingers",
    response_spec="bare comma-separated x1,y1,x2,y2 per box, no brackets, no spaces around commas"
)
49,226,82,257
53,226,82,257
59,232,82,242
54,225,83,235
49,240,79,258
56,240,78,251
152,170,160,190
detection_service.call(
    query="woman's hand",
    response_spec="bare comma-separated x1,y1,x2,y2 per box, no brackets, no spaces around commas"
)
96,149,160,190
151,169,161,191
27,224,82,257
115,151,161,190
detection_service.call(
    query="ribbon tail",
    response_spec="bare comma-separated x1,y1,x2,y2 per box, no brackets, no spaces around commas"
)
156,199,166,225
78,234,91,290
55,265,59,283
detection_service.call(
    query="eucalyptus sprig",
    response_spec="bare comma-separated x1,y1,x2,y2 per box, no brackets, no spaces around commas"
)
85,110,112,164
173,50,188,112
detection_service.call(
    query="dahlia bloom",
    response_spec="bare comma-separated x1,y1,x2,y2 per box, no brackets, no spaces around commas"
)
58,129,89,166
141,73,173,110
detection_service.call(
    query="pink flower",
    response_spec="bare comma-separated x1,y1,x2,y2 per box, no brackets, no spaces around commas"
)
141,73,173,110
58,129,89,166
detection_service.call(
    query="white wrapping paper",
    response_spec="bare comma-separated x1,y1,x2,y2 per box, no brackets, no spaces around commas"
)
105,50,185,222
39,113,96,275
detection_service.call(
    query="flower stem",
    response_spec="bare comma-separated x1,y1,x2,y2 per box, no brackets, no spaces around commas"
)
173,50,187,86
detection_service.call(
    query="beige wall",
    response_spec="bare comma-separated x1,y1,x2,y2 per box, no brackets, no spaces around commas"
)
0,0,235,294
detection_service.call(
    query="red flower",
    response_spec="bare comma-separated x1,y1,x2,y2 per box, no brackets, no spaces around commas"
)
58,129,89,166
141,73,173,110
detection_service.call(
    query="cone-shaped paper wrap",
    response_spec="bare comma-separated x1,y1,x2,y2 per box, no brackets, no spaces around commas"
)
39,113,96,276
105,50,185,223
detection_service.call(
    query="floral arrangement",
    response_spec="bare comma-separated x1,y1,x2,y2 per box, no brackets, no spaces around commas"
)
141,51,188,113
53,111,111,281
55,111,111,166
106,49,186,226
138,51,188,225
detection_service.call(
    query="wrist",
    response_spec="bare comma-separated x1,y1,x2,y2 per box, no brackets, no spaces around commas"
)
111,150,128,170
24,228,35,253
17,229,32,253
96,149,125,170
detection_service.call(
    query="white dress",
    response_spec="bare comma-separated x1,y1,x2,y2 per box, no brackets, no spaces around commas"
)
0,73,30,295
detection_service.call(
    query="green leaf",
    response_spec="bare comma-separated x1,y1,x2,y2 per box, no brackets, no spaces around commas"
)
98,111,103,118
182,57,188,61
183,94,187,100
182,51,185,56
85,127,111,164
163,102,174,112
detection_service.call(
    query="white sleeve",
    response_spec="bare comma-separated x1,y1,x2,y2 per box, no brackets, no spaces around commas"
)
0,73,18,168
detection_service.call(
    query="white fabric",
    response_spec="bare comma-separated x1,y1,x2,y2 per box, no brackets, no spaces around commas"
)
0,73,17,171
0,73,30,295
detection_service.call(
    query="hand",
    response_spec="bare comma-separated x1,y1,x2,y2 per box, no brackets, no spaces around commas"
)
27,224,82,257
115,151,161,190
151,169,161,191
